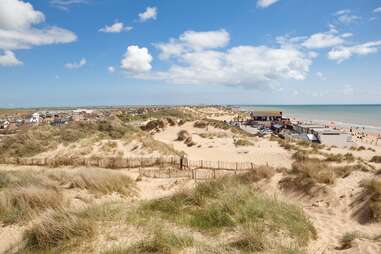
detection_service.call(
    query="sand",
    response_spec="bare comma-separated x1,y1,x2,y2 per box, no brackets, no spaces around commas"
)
154,121,293,168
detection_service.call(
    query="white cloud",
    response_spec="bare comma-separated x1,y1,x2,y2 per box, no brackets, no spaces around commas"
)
374,6,381,13
121,46,152,73
139,6,157,22
0,50,22,66
257,0,280,8
143,30,313,87
316,72,326,80
108,66,115,73
99,22,132,33
65,58,87,69
50,0,88,10
302,29,344,49
328,41,381,63
0,0,77,64
334,9,361,25
0,27,77,50
0,0,45,30
341,33,353,38
155,29,230,59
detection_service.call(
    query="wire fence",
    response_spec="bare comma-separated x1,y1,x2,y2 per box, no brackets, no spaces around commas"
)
0,156,258,181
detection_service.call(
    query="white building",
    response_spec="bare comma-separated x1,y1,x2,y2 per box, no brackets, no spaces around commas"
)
29,113,40,123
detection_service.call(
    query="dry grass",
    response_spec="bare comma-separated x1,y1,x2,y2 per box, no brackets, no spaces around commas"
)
48,168,137,197
360,179,381,222
23,208,94,251
281,158,370,195
235,166,276,183
105,227,194,254
198,132,228,139
0,185,62,224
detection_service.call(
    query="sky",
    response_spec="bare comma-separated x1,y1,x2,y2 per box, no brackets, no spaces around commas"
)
0,0,381,107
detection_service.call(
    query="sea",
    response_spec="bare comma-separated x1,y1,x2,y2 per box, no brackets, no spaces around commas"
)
237,105,381,134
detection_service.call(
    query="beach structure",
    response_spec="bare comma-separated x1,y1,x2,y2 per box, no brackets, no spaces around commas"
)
250,111,283,122
292,123,353,147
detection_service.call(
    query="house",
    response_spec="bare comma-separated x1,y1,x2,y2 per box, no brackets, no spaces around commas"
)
0,120,9,129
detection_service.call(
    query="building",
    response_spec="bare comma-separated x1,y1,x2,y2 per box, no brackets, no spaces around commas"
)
293,123,353,147
250,111,283,122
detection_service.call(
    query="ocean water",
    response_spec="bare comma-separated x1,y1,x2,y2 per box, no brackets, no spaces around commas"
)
237,105,381,133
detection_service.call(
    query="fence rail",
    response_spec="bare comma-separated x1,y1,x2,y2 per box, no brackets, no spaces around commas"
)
0,156,259,181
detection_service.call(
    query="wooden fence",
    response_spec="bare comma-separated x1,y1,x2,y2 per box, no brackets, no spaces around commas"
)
0,156,258,181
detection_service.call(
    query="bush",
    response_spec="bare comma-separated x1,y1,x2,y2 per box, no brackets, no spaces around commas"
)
193,121,208,128
177,130,190,141
234,139,253,147
370,156,381,163
141,120,166,132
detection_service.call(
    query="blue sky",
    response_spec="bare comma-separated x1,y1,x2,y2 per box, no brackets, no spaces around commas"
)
0,0,381,107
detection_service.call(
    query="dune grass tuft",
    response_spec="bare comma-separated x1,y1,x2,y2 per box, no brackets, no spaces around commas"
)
360,179,381,222
139,176,316,250
48,168,137,197
0,185,62,224
104,227,194,254
24,208,94,251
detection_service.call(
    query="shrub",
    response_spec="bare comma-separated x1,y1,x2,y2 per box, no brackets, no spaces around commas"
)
141,120,166,132
177,130,190,141
234,139,253,147
370,156,381,163
193,121,208,128
24,209,94,250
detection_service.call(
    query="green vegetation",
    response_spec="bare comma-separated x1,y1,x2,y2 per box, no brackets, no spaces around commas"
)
104,227,194,254
0,120,139,159
138,175,315,251
116,108,196,123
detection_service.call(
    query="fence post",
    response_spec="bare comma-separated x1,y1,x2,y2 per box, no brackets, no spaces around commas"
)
213,168,216,179
235,162,238,175
194,168,197,183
